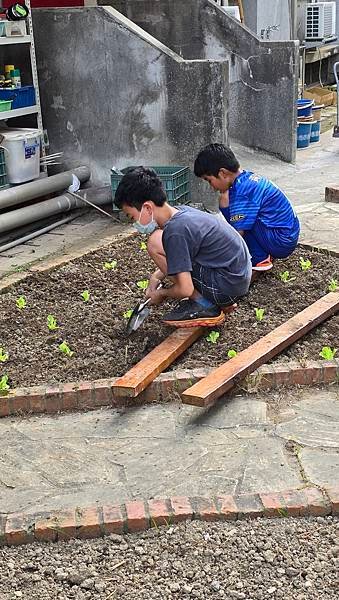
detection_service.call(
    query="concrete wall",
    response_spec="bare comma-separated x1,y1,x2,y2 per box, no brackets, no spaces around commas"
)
33,6,228,196
243,0,291,41
109,0,298,162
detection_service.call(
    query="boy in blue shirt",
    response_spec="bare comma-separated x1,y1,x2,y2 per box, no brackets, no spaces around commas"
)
114,167,252,328
194,143,300,271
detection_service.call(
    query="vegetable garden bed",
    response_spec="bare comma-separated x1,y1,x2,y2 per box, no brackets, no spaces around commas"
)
0,236,338,390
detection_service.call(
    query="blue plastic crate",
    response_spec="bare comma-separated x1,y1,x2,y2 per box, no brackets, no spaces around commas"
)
111,166,190,208
0,86,36,109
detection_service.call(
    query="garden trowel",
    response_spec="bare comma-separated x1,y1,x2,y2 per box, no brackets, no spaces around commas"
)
126,283,163,335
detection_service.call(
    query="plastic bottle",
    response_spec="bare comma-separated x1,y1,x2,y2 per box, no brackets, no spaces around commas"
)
10,69,21,88
4,65,14,80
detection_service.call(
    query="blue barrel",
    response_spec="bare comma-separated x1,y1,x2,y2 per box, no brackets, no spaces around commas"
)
310,120,321,143
297,121,312,149
297,99,314,117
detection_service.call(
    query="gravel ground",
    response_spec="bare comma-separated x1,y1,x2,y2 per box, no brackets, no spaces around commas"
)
0,517,337,600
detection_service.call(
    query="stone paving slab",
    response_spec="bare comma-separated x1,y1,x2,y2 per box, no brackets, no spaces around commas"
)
300,448,339,487
0,388,338,516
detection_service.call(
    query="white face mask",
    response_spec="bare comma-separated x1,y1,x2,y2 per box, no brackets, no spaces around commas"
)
133,206,158,235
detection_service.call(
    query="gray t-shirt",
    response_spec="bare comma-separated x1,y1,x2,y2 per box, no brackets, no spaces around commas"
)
162,206,252,296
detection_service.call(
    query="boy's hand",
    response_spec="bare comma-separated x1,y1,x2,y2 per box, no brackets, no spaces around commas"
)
147,287,166,306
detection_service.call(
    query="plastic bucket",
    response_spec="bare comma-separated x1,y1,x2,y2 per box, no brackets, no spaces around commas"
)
1,128,41,183
297,99,314,117
312,104,324,121
310,120,321,143
297,121,312,149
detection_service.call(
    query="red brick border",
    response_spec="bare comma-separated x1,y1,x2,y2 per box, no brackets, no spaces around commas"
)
0,359,338,418
0,486,337,546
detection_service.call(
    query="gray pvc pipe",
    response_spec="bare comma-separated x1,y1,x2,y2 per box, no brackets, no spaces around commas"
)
0,186,112,234
0,166,91,210
0,214,78,253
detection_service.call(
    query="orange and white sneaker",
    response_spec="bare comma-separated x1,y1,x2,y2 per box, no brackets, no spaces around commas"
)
252,255,273,272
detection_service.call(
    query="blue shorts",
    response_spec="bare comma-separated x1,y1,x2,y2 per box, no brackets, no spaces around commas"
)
244,217,300,265
191,263,240,306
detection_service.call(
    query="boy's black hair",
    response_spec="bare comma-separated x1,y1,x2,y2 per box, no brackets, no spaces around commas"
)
114,167,166,210
194,143,240,177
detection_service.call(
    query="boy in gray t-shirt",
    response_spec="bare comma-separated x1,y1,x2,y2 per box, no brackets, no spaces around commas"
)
114,167,252,328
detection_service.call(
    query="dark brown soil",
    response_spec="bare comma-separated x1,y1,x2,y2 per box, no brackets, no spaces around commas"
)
0,235,337,388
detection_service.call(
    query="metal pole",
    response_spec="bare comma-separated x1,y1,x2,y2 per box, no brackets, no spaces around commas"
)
0,214,78,253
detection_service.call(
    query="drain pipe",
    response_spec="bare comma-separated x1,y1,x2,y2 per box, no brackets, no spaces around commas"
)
0,214,79,253
0,166,91,210
0,186,113,235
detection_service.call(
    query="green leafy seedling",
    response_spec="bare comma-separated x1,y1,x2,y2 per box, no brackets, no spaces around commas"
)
137,279,149,291
0,348,9,363
319,346,337,360
59,341,74,357
123,309,133,320
227,349,238,358
300,257,312,271
255,308,265,322
206,331,220,344
47,314,59,331
279,271,296,283
328,278,338,292
103,260,117,271
140,241,147,251
81,290,90,303
16,295,26,309
0,374,10,395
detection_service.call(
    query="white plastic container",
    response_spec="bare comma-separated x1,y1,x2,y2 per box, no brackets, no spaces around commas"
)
5,21,27,37
1,128,42,183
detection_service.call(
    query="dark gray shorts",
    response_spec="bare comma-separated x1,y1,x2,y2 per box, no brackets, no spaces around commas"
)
191,263,238,307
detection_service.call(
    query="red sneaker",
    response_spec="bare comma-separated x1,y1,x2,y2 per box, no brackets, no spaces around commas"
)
252,256,273,272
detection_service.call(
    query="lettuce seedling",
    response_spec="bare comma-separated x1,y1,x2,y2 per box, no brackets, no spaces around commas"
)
279,271,296,283
140,241,147,251
103,260,117,271
16,296,26,309
328,278,338,292
227,349,238,358
319,346,337,360
206,331,220,344
81,290,90,302
123,309,133,320
0,374,10,394
255,308,265,322
47,315,59,331
0,348,9,363
300,257,312,271
59,341,74,357
137,279,149,290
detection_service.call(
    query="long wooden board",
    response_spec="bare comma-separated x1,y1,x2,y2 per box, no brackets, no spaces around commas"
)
182,292,339,407
113,327,204,398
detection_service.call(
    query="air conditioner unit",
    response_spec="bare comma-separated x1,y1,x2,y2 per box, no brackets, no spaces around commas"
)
305,2,336,41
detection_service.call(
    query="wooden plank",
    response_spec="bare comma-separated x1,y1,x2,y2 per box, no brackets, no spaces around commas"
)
113,327,204,398
182,292,339,407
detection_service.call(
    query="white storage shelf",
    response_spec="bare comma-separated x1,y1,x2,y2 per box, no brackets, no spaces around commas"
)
0,105,39,120
0,35,31,45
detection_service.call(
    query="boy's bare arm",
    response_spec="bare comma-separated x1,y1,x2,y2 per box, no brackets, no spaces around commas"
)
219,191,229,208
146,272,194,305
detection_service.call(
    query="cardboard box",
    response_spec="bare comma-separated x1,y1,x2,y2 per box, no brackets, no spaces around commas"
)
303,86,335,107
